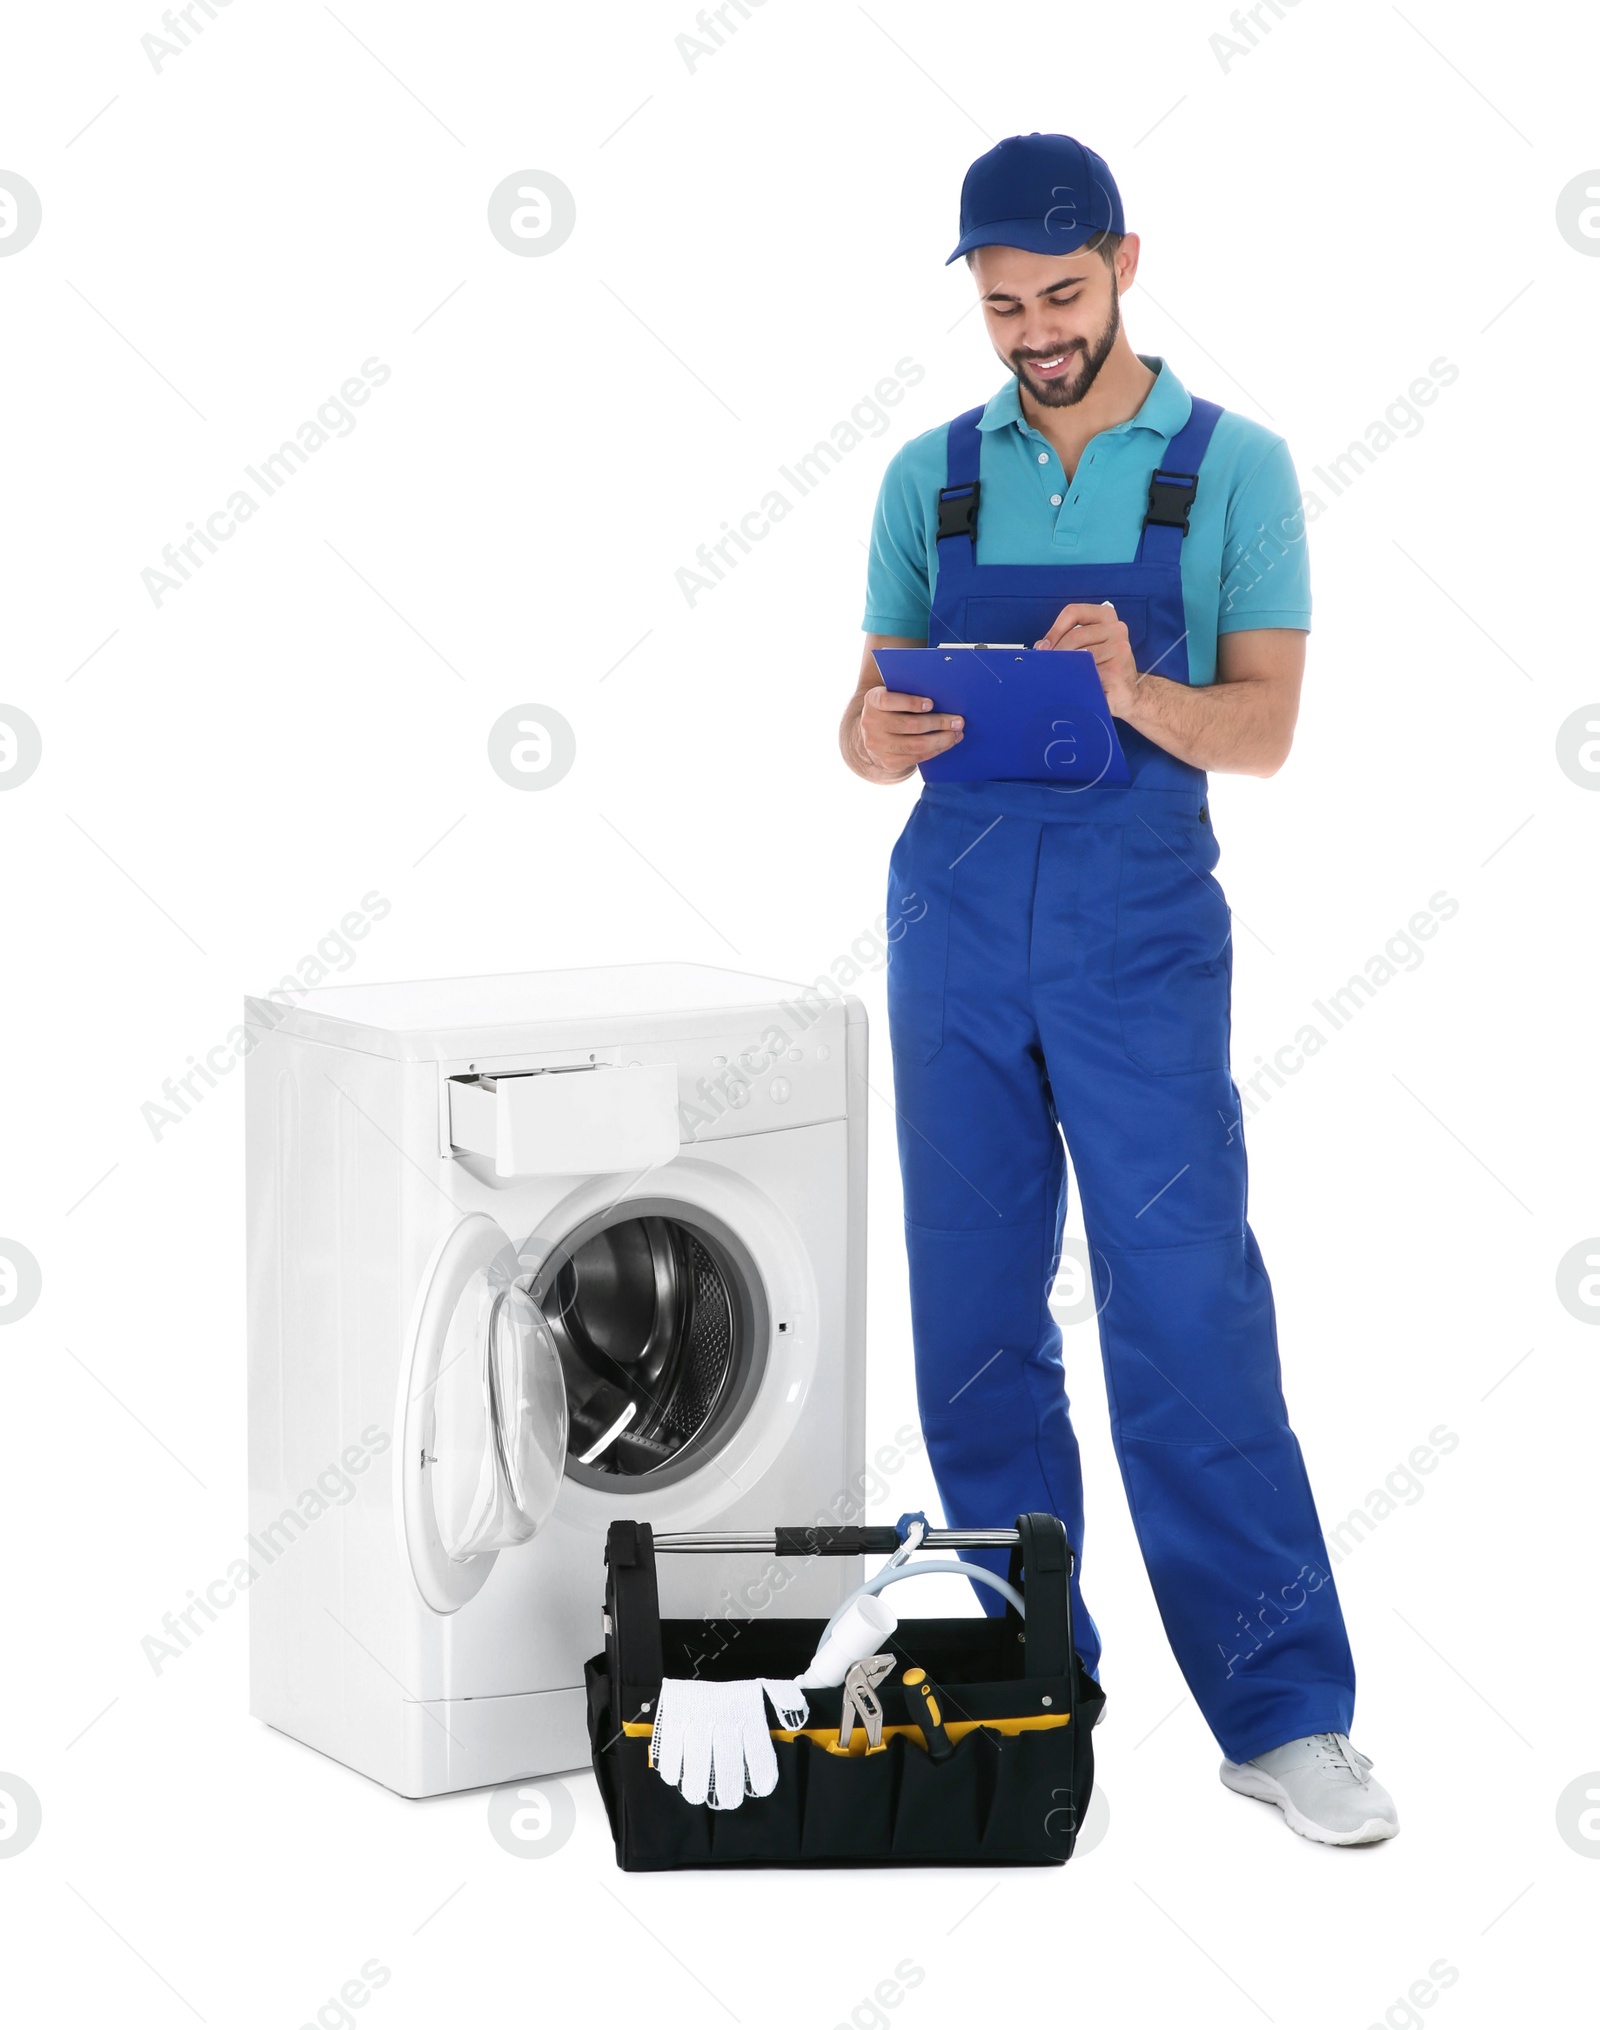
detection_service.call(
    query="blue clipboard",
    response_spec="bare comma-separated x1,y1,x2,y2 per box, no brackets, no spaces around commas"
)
873,646,1130,786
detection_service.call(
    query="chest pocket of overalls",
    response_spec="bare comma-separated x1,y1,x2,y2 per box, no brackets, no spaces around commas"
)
1114,807,1233,1075
963,596,1151,661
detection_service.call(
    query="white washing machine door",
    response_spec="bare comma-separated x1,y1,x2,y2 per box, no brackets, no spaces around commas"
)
402,1212,569,1612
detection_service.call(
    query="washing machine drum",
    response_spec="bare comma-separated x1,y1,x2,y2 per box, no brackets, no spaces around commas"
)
542,1215,750,1480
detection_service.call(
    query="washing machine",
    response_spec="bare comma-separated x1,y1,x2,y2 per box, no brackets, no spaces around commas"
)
244,963,867,1797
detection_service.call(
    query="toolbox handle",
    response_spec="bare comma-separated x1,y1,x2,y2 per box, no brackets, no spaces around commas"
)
603,1514,1079,1719
778,1526,896,1555
651,1526,1028,1557
604,1520,664,1718
1005,1513,1075,1682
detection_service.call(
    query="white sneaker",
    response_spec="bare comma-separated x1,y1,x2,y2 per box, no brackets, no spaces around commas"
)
1220,1732,1399,1845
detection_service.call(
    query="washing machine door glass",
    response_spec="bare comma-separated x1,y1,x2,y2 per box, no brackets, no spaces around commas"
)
415,1216,568,1568
537,1212,760,1485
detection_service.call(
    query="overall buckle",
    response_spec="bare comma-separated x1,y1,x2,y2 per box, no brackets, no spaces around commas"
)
1145,468,1198,533
937,480,980,540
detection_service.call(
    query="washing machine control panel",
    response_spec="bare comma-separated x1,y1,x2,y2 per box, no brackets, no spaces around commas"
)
675,1011,847,1143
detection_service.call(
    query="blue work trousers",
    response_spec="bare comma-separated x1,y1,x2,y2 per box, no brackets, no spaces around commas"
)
886,781,1356,1764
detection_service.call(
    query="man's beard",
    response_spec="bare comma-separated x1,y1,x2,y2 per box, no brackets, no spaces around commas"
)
1013,289,1120,408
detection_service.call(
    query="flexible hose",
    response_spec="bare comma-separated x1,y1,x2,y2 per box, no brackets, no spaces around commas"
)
813,1557,1025,1656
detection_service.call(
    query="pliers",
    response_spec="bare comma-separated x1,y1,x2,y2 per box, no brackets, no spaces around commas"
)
834,1653,896,1754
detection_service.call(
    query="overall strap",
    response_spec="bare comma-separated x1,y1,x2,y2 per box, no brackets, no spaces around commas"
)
935,404,987,569
1135,394,1225,566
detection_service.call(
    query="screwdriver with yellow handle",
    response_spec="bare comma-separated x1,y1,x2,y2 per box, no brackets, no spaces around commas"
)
902,1667,955,1762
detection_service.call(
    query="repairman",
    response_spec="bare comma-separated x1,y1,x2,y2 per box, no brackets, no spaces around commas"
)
840,132,1398,1845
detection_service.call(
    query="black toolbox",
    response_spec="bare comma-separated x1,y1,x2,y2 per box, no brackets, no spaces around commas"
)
586,1511,1104,1869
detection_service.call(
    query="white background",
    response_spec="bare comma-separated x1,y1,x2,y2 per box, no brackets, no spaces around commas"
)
2,1,1597,2023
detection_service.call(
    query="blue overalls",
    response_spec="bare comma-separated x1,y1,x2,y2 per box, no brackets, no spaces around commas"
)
885,396,1357,1763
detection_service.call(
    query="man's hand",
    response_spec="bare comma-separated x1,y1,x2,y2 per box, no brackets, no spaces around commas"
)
860,683,965,773
1034,600,1139,718
1031,614,1306,777
840,635,963,784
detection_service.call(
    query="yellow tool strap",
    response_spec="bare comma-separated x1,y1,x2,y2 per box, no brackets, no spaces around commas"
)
627,1713,1069,1758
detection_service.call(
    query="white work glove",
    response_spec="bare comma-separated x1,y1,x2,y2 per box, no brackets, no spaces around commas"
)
741,1679,808,1801
650,1678,809,1810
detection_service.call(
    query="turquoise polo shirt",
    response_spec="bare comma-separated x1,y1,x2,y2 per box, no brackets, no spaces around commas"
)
861,354,1310,686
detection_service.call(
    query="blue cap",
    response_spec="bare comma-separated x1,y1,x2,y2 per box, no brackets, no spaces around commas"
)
946,132,1125,265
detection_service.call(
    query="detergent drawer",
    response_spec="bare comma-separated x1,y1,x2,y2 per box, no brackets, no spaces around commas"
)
449,1062,680,1178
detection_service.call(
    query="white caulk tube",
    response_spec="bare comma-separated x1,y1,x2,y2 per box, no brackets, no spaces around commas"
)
798,1590,899,1689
